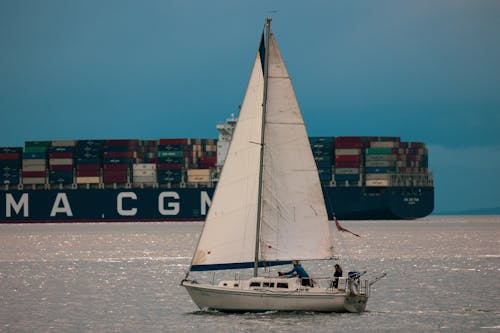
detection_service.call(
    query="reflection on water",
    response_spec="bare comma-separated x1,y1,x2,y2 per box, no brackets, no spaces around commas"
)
0,216,498,332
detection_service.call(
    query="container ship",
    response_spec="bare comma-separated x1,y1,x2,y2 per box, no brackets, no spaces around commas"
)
0,116,434,223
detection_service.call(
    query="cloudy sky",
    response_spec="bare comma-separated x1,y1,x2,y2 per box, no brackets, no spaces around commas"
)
1,1,499,214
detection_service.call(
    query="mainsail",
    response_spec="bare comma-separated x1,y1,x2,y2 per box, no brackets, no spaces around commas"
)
190,22,333,272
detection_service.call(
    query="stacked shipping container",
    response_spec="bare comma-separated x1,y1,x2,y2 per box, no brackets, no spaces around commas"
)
23,141,49,185
0,135,431,189
334,137,363,186
157,139,187,184
188,139,217,184
0,147,22,185
49,141,76,185
310,137,334,184
364,137,400,187
308,136,431,187
76,140,102,184
102,140,140,184
132,140,158,186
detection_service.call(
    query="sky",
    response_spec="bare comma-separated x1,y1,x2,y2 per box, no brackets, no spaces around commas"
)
0,1,499,214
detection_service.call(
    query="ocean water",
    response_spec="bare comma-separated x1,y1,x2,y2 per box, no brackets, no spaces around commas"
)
0,216,498,332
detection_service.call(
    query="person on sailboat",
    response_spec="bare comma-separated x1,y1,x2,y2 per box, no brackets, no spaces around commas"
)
332,264,343,288
278,260,313,287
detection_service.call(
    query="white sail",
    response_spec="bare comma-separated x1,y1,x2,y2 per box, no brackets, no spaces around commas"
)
191,45,265,270
190,28,333,271
259,34,333,261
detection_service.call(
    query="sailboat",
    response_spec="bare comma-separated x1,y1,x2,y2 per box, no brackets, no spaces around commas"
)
181,18,384,313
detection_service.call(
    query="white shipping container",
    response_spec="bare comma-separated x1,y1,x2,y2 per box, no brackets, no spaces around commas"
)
365,160,395,167
76,177,100,184
49,158,73,165
133,163,157,171
365,173,390,181
205,145,217,152
188,169,211,177
335,148,361,156
188,175,211,183
366,179,389,187
22,177,46,185
133,170,156,177
23,159,46,167
364,154,397,161
22,165,46,172
51,140,77,147
335,168,359,174
396,161,407,168
370,141,399,148
133,176,157,183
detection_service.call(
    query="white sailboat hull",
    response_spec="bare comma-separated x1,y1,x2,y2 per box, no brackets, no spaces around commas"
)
182,279,368,313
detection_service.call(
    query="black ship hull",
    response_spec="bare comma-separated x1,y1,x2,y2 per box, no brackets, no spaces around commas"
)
0,185,434,223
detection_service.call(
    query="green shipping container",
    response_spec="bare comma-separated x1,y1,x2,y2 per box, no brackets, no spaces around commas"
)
157,151,184,158
25,141,51,148
24,146,48,154
366,148,392,155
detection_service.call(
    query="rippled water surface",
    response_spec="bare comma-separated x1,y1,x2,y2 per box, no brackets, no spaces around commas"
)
0,216,499,332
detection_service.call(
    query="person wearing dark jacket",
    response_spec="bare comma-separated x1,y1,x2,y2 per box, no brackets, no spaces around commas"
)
333,264,343,288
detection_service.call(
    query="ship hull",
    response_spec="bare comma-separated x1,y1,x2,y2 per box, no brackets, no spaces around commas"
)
324,186,434,220
0,186,433,223
182,280,368,313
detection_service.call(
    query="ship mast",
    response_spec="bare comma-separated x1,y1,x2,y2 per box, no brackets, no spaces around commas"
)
254,17,271,277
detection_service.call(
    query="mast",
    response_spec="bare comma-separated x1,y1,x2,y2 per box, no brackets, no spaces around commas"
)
253,17,271,277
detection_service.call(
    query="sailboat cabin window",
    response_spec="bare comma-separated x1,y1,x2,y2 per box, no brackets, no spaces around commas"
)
263,282,275,288
250,282,261,287
277,282,288,289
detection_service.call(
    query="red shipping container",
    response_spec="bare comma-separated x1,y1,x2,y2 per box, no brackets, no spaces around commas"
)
77,170,100,177
159,138,189,145
49,152,73,159
336,155,361,163
334,142,363,148
366,136,400,143
102,170,128,177
0,153,21,160
105,139,140,146
335,162,360,168
336,136,363,143
103,151,135,158
157,163,183,170
103,175,128,183
22,171,45,177
50,165,73,171
76,164,100,171
103,164,128,171
200,156,217,168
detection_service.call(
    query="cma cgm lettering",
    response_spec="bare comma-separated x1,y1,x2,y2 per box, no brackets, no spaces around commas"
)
0,188,215,222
